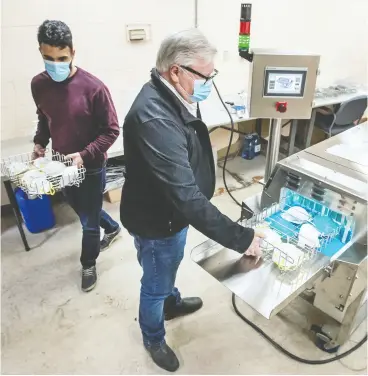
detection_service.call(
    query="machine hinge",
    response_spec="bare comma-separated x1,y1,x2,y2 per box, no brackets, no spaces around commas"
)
323,265,333,277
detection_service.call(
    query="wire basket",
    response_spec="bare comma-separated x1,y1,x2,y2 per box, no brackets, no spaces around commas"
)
1,149,86,197
244,188,351,273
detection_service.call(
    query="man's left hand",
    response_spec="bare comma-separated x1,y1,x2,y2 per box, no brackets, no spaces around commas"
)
66,152,84,168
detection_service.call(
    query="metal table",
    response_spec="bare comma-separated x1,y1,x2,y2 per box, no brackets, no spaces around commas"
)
288,89,368,154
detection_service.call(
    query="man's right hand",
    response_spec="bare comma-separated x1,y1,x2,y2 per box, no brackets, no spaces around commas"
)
33,144,45,159
244,230,265,261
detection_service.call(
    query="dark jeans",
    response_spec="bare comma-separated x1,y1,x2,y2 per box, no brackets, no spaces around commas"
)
64,166,119,267
131,227,188,346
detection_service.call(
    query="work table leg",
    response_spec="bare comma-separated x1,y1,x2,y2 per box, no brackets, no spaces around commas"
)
288,119,298,156
3,180,30,251
305,109,317,149
255,118,262,137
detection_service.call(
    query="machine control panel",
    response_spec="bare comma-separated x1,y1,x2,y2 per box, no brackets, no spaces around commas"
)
264,67,307,98
247,50,320,119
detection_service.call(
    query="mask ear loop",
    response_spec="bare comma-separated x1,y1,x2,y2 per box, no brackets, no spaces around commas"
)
177,67,196,99
68,58,75,77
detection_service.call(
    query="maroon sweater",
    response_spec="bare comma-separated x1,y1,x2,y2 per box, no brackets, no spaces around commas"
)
31,68,120,168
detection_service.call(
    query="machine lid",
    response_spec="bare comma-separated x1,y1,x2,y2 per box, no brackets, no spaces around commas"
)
303,122,368,174
280,154,367,202
279,123,368,202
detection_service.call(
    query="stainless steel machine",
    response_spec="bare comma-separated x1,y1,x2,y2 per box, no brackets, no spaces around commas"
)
246,49,320,180
191,123,367,352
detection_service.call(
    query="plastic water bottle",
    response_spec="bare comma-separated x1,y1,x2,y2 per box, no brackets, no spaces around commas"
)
252,133,261,157
242,134,254,160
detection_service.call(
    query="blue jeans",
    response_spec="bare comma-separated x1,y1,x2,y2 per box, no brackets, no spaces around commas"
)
64,166,119,267
131,227,188,346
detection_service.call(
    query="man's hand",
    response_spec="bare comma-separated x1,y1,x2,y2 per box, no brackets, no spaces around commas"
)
32,144,46,159
244,230,265,262
66,152,84,168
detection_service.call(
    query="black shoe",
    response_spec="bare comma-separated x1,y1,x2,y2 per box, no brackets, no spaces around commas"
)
81,266,97,292
100,227,121,251
164,296,203,321
145,342,179,372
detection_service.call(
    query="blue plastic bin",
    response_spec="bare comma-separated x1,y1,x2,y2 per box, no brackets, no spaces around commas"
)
15,188,55,233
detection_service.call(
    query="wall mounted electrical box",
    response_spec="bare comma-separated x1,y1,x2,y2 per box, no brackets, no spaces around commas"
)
247,49,320,119
126,24,151,42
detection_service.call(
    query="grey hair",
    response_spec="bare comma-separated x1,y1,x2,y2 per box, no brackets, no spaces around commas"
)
156,29,217,73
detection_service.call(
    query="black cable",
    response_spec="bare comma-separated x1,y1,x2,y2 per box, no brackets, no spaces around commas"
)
213,82,242,208
232,293,367,364
213,82,367,364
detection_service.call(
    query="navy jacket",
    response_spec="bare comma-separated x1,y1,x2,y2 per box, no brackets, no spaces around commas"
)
120,69,254,253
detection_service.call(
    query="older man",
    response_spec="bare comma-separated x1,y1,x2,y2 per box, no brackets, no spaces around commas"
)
121,29,263,372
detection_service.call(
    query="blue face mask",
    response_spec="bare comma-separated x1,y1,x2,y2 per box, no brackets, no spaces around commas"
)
189,79,213,102
44,60,71,82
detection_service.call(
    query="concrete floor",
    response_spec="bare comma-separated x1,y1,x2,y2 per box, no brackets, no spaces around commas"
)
1,156,367,374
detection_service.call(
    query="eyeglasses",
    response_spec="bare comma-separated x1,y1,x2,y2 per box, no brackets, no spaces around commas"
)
180,65,219,83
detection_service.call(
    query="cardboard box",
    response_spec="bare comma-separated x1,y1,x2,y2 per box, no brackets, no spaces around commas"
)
104,188,122,203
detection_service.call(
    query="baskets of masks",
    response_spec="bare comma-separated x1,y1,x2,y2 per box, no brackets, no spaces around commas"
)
251,221,305,271
1,150,86,197
245,188,349,273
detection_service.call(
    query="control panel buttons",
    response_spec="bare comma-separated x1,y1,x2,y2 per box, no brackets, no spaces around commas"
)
276,101,288,113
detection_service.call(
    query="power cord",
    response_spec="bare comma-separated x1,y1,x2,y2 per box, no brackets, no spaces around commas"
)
212,81,367,365
232,293,367,365
213,82,243,208
337,340,367,372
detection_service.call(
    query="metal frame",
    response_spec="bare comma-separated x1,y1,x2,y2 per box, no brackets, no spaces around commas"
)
264,118,282,181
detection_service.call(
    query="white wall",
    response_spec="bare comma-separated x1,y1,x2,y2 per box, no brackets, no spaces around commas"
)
1,0,367,141
1,0,195,140
199,0,368,94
